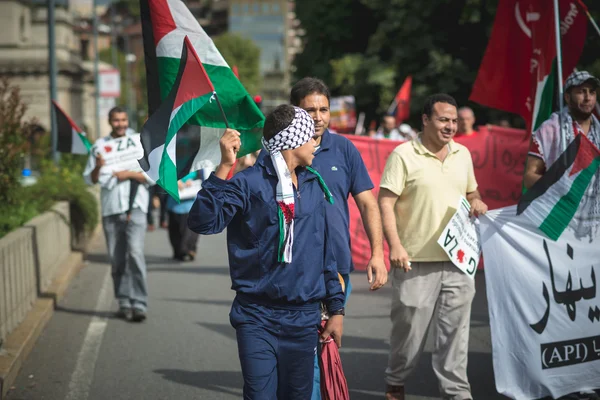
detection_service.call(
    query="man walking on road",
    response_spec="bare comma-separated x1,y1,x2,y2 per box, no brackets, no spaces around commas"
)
378,94,487,400
188,105,345,399
83,107,152,322
289,77,387,399
291,77,387,294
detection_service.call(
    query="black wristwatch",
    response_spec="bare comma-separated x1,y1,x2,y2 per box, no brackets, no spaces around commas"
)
330,307,345,316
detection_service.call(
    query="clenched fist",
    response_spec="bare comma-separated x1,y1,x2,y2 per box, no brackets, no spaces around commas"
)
219,129,241,167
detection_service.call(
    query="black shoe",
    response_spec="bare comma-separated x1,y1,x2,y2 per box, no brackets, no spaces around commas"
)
116,307,132,320
180,253,193,262
131,308,147,322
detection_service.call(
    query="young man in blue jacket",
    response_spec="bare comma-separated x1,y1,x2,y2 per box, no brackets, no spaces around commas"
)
188,105,345,400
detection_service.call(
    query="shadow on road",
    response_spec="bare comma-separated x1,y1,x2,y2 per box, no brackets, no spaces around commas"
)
161,297,233,307
54,305,119,320
154,369,243,396
148,265,230,275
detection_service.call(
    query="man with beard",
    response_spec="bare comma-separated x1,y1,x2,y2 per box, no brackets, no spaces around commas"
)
525,71,600,241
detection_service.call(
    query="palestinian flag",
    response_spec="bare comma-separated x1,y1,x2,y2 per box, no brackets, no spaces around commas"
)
52,100,92,155
517,134,600,240
138,36,216,202
140,0,264,171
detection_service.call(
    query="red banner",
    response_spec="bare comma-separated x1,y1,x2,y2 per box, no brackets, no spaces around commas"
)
346,126,530,271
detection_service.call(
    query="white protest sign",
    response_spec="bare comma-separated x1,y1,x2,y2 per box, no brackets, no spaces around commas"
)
92,134,144,174
179,179,202,201
437,196,481,279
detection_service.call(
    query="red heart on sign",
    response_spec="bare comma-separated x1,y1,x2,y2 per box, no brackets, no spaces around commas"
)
457,249,465,263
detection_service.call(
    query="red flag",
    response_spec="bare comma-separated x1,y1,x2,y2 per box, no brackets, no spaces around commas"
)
319,321,349,400
388,76,412,125
232,65,239,79
469,0,587,134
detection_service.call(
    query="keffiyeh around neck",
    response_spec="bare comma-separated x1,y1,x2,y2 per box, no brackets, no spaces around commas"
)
261,107,333,263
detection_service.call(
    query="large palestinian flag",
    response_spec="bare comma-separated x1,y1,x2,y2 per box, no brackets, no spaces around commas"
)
517,133,600,240
138,36,216,202
140,0,264,173
52,100,92,155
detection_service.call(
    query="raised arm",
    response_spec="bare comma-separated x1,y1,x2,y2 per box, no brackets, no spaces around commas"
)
187,129,248,235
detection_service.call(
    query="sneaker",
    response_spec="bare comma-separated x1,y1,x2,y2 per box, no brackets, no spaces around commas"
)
116,307,132,320
131,308,147,323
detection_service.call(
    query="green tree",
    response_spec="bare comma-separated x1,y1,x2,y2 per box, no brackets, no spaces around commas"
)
293,0,378,86
213,33,261,96
295,0,600,130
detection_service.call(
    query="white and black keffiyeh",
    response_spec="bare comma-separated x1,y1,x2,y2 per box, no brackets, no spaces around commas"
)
262,107,333,263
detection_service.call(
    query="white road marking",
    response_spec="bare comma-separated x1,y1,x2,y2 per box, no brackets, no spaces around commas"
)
64,269,113,400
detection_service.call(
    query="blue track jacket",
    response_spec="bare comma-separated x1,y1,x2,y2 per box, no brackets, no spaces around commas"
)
188,156,344,313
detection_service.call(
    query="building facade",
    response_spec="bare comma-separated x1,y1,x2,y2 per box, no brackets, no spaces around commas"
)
228,0,302,111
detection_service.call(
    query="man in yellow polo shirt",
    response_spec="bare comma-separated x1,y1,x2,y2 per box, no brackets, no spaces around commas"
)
378,94,488,400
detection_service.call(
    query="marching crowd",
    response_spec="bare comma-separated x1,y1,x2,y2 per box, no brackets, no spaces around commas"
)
84,71,600,399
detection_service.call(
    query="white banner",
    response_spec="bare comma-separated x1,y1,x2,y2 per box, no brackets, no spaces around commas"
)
92,134,144,174
179,179,202,201
480,206,600,399
437,196,480,279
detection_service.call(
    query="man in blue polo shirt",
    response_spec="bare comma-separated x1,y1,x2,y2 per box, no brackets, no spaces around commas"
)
291,77,387,295
290,77,387,400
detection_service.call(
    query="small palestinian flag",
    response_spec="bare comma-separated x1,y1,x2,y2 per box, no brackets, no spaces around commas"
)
138,36,216,202
52,100,92,155
518,134,600,240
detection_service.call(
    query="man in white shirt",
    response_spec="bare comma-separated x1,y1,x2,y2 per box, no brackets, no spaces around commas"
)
83,107,152,322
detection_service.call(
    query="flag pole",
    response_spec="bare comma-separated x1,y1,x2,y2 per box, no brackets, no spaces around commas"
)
212,91,230,129
553,0,566,151
583,8,600,38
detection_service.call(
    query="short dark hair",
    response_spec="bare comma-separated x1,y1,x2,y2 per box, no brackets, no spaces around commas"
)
263,104,296,141
108,106,128,120
422,94,458,117
290,77,331,106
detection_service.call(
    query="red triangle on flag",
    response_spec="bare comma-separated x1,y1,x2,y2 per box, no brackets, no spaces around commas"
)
172,36,215,112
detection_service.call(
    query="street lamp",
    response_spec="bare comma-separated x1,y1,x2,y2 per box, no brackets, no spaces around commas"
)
93,0,100,140
48,0,58,164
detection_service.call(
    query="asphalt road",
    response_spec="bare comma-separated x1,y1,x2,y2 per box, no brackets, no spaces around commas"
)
6,223,504,400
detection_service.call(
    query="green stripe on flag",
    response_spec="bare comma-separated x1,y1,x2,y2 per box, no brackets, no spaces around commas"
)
77,132,92,152
159,94,213,201
540,157,600,240
157,57,263,157
533,61,557,132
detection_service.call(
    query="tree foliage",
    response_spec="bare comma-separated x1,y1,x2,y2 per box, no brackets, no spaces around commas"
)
293,0,600,130
0,78,35,207
213,33,262,96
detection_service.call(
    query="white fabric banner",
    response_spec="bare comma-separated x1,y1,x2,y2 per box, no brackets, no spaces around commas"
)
480,205,600,399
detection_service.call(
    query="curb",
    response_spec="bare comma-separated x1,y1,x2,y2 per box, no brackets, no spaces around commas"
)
0,251,85,399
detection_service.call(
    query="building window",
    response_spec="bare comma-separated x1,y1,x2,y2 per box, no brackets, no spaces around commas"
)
272,3,280,13
242,3,249,13
232,4,239,15
262,2,270,13
253,3,260,14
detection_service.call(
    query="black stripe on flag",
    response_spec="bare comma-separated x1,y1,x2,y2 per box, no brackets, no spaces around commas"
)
517,134,581,215
140,0,201,179
53,101,74,153
138,37,189,173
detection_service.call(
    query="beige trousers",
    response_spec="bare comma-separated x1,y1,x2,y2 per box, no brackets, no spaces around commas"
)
385,261,475,400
